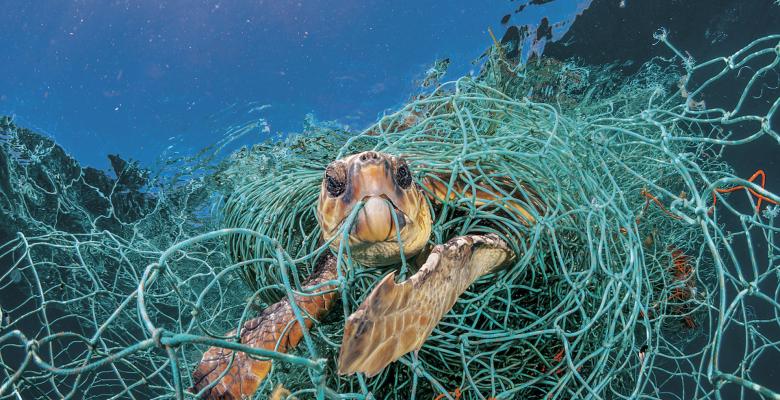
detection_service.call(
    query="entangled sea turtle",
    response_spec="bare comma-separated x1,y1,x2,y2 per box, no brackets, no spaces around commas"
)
191,150,542,399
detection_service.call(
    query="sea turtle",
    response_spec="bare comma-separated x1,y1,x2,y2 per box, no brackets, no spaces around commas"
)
191,150,542,399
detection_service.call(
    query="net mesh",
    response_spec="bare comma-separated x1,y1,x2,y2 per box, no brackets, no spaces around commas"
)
1,32,779,399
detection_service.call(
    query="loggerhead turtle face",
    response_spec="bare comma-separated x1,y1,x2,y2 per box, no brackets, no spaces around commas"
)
316,151,432,267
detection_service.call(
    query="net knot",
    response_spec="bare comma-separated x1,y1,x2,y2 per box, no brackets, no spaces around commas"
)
761,117,770,133
537,216,553,228
25,338,39,355
336,276,347,288
694,206,709,218
652,27,668,42
152,328,165,348
726,56,735,70
747,282,758,295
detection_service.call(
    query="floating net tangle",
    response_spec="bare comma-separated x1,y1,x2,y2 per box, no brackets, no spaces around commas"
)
0,31,779,400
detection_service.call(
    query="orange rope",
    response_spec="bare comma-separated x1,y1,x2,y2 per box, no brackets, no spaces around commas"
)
433,387,461,400
638,169,777,226
433,387,497,400
669,246,692,280
666,245,698,329
622,189,680,234
639,188,684,221
552,349,564,362
710,169,778,214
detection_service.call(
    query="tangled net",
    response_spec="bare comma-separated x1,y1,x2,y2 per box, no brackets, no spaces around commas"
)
1,32,779,400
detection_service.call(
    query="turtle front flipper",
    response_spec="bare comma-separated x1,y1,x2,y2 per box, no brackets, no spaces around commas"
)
190,252,338,399
338,233,515,377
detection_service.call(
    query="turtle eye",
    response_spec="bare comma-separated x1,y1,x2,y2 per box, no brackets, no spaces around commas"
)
395,162,412,189
325,162,346,197
326,174,345,197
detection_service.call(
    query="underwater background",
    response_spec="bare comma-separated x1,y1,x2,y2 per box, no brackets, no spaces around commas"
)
1,1,780,399
0,0,589,169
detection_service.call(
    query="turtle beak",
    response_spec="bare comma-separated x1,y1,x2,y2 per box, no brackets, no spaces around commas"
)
350,195,407,243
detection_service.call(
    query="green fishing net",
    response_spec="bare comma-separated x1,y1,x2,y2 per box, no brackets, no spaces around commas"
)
1,32,779,399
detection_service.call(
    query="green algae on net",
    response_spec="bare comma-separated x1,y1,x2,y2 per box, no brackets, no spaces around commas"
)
1,33,780,400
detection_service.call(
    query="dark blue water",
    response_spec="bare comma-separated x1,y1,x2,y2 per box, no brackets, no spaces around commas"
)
0,0,587,170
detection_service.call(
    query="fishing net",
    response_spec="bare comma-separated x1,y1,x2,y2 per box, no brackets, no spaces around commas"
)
1,32,779,400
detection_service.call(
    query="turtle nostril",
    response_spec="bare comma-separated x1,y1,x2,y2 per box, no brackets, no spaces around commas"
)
360,151,379,162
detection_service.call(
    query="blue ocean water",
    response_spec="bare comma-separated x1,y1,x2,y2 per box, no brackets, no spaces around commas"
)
0,0,587,170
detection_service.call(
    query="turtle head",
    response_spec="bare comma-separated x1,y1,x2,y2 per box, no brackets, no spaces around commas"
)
316,151,432,267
